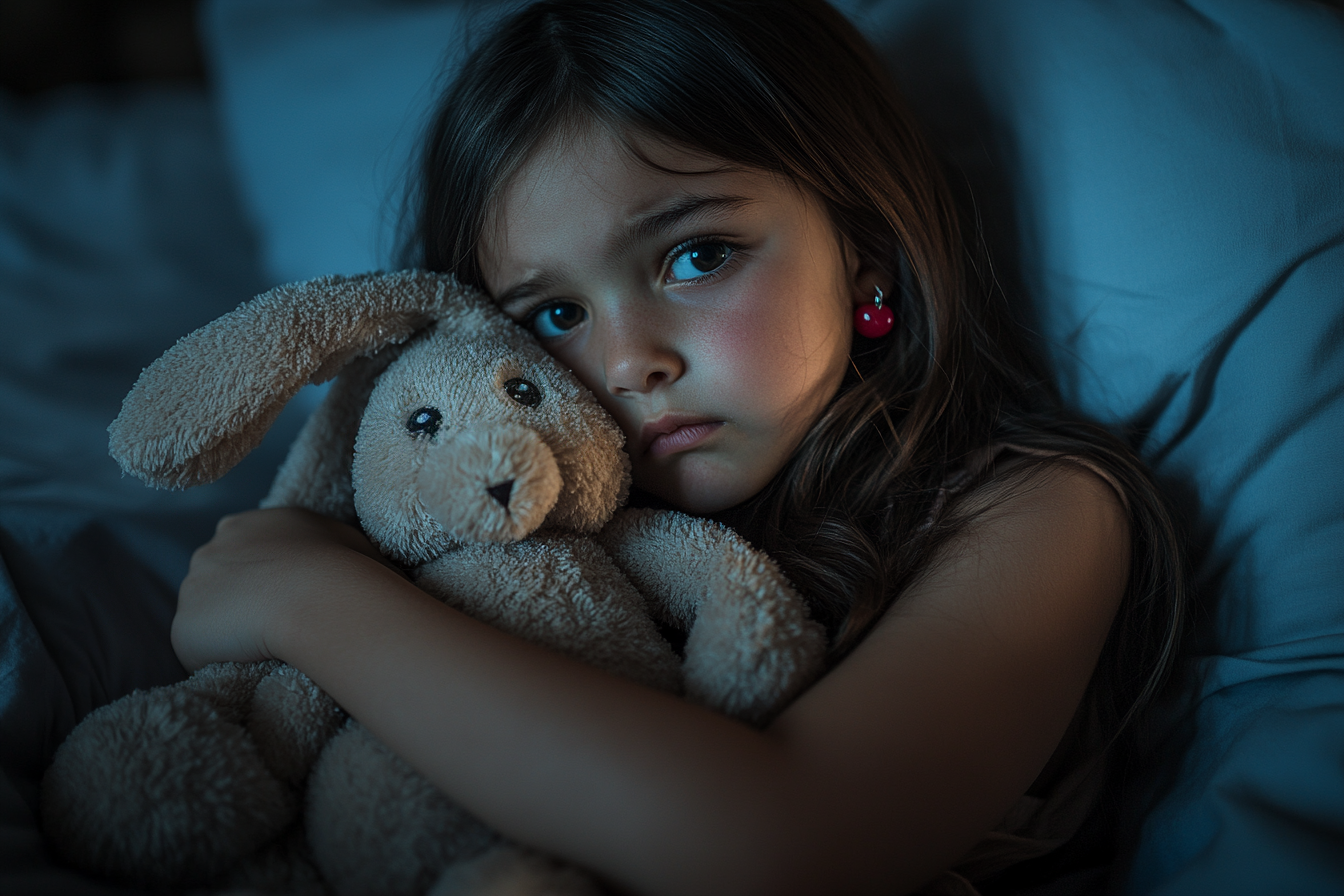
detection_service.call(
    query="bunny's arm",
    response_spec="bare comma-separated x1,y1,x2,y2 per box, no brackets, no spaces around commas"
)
596,508,826,723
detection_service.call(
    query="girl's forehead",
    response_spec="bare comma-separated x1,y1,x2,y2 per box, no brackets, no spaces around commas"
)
493,127,732,226
479,125,798,273
537,124,735,189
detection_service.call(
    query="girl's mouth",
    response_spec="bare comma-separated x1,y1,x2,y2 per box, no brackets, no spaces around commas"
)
641,417,724,459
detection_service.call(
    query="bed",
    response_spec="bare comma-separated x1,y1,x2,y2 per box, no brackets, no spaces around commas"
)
2,1,1341,893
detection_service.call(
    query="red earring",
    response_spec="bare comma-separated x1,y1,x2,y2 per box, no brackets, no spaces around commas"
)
854,285,894,338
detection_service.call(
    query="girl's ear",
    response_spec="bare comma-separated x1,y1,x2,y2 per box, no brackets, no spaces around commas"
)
851,275,891,309
842,238,891,309
109,270,485,490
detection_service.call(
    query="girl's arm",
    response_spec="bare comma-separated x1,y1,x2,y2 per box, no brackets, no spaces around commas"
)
174,461,1128,896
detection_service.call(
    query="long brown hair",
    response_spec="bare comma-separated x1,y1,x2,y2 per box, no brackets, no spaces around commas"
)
404,0,1186,742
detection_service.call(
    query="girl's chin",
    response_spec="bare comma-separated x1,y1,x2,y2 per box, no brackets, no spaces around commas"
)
634,459,765,516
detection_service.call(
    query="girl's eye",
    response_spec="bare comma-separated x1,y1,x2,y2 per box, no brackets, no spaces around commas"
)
529,302,586,339
667,242,733,282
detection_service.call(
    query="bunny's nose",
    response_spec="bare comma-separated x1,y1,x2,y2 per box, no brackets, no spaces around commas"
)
486,480,515,508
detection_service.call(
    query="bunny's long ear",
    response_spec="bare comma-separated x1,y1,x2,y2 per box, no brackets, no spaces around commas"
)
109,270,485,489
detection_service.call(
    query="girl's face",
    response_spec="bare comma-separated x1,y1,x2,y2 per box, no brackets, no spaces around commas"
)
479,126,865,514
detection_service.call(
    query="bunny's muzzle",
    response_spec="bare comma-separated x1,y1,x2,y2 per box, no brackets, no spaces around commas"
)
416,423,562,543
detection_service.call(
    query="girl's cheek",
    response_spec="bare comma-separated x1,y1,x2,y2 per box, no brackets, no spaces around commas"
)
699,269,780,354
705,277,819,389
700,307,764,370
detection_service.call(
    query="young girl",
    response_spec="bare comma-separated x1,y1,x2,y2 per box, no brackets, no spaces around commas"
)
173,1,1185,892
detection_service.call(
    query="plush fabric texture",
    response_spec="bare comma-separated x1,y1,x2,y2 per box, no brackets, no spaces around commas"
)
263,351,403,525
346,306,631,562
41,664,300,886
0,84,301,518
46,272,827,894
305,722,499,896
417,536,681,693
598,508,827,720
108,269,471,491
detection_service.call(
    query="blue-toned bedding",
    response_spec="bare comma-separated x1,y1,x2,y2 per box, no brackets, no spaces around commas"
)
0,85,312,894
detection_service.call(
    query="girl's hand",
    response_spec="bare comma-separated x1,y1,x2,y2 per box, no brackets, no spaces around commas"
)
172,507,397,670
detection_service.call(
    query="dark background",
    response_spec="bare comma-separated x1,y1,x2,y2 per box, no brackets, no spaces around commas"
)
0,0,205,93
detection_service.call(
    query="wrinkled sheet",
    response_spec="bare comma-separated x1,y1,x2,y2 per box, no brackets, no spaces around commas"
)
0,85,310,894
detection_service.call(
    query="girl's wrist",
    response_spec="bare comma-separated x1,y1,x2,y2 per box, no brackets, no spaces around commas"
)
266,546,411,669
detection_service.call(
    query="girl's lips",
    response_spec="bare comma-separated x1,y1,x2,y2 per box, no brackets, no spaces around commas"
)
643,420,724,459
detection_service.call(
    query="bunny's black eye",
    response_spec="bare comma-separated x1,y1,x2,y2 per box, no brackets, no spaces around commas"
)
504,378,542,408
406,407,442,437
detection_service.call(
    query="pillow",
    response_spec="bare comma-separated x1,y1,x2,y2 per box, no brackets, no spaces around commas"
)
0,84,303,517
201,0,523,285
201,1,1344,891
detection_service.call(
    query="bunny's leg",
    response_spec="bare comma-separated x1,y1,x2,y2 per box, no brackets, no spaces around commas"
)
307,720,497,896
246,662,347,786
41,661,301,886
225,664,348,893
598,508,827,725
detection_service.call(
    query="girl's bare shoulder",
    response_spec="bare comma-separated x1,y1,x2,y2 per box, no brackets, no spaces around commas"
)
953,451,1129,549
763,458,1130,890
903,455,1132,637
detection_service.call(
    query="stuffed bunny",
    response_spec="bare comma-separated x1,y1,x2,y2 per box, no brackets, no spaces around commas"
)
41,270,825,895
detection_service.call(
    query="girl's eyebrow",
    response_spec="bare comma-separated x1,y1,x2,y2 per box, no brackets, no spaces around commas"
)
495,270,565,315
624,194,756,246
495,194,756,312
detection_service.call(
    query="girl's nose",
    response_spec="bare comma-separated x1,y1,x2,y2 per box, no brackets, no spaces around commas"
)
601,311,685,395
